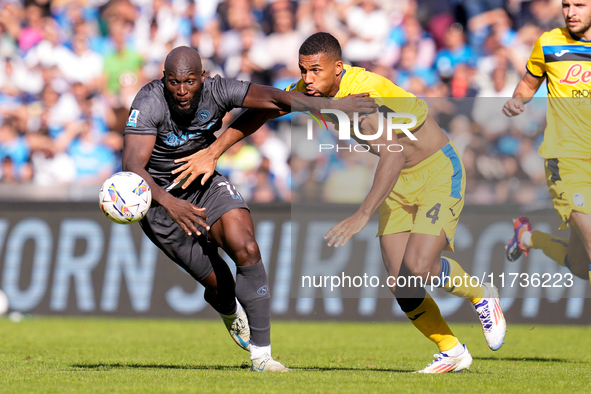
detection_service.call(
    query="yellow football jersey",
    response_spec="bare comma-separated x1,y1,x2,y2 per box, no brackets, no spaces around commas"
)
527,27,591,158
287,64,428,132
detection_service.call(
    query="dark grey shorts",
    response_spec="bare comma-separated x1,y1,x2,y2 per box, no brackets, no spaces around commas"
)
139,172,249,282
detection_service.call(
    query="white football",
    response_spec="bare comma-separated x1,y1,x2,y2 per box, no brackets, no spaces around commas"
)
99,172,152,224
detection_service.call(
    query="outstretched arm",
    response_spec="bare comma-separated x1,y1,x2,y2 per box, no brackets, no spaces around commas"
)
172,108,285,187
324,111,406,247
123,134,209,236
241,83,377,116
502,72,544,117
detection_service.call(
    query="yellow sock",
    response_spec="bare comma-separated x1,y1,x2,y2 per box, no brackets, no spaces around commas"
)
530,230,569,267
437,257,485,304
403,292,459,352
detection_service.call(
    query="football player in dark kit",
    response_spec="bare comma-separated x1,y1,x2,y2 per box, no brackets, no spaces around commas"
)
122,46,376,372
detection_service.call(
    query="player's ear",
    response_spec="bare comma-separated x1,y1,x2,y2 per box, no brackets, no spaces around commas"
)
335,60,343,77
201,70,205,82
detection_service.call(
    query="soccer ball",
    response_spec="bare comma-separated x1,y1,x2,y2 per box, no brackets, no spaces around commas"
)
99,172,152,224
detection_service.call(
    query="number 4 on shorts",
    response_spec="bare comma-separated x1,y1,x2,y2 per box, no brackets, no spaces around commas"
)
426,203,441,224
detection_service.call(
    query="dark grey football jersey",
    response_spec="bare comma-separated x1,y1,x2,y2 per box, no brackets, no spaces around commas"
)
124,76,250,189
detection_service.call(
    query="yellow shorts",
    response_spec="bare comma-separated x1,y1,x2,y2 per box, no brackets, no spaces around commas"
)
377,142,465,252
545,158,591,230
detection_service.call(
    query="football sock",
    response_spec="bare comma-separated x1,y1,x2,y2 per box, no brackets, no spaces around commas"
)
521,231,532,248
436,257,485,305
250,343,272,359
397,288,459,352
530,231,569,267
235,260,271,347
442,342,465,357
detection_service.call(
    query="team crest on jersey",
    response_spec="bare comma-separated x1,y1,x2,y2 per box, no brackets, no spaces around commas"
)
127,109,140,127
197,109,211,122
574,193,585,208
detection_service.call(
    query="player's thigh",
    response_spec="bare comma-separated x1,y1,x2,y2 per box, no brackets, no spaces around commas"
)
546,158,591,230
412,145,465,253
566,212,591,278
380,232,410,278
412,187,463,255
140,205,215,283
402,229,449,278
209,208,261,265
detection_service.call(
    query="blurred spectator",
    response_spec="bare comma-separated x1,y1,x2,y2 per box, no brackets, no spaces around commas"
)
18,2,46,54
217,139,261,201
248,123,290,187
435,22,475,79
342,0,389,66
57,119,117,185
393,43,439,90
250,157,285,203
0,120,31,182
102,19,144,108
265,3,303,76
380,15,436,70
296,0,349,43
520,0,563,31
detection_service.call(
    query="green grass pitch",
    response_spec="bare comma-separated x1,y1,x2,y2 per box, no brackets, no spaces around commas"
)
0,317,590,393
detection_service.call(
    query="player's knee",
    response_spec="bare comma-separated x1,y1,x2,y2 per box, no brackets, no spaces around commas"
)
403,251,438,280
569,263,589,280
235,238,261,266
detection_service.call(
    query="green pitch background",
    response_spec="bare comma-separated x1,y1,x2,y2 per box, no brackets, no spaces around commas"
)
0,317,589,393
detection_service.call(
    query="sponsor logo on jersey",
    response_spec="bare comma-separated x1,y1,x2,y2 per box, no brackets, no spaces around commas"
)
555,49,570,57
559,63,591,85
574,193,585,208
572,89,591,97
127,109,140,127
197,109,211,122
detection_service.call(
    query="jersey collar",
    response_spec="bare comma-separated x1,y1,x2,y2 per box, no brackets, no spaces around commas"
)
569,30,591,43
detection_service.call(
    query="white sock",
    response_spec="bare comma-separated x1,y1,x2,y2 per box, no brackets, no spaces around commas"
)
442,342,464,357
250,343,271,360
522,231,532,248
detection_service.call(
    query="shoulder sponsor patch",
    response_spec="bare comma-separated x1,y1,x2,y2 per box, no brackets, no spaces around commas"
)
574,193,585,208
127,109,140,127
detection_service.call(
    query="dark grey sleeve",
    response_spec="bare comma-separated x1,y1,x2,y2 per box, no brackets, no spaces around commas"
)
210,75,251,112
123,89,165,136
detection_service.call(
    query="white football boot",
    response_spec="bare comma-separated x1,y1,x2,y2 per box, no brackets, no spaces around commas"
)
250,353,290,372
473,282,507,351
219,301,250,351
416,345,472,373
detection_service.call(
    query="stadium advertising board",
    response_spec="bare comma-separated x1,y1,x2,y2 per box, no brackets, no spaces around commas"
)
0,202,588,323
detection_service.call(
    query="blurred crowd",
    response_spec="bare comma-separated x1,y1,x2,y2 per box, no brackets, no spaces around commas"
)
0,0,563,204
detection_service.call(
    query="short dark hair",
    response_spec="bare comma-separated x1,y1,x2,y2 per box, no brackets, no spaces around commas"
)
299,32,342,60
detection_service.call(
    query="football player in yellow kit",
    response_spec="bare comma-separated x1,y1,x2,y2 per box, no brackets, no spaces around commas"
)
503,0,591,288
174,32,507,373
